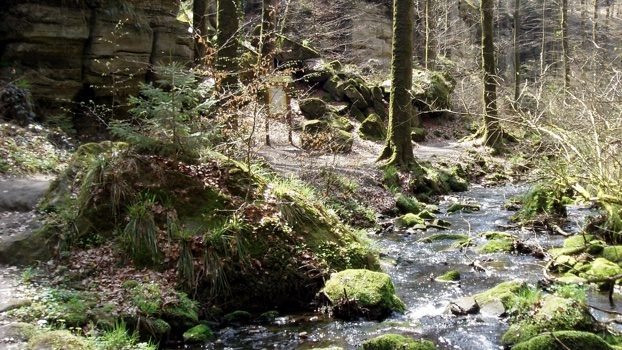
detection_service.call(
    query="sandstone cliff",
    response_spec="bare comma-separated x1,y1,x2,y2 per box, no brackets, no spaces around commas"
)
0,0,193,111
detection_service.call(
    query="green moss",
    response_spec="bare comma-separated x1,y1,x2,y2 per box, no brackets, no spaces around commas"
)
473,281,527,309
418,234,469,243
563,235,595,248
322,269,405,318
28,330,93,350
479,231,516,240
224,310,252,324
397,213,425,227
603,246,622,262
548,246,587,258
183,324,214,343
479,238,515,253
162,292,199,328
512,331,613,350
359,114,386,140
436,270,460,282
150,319,171,337
581,258,622,280
362,334,436,350
130,283,161,316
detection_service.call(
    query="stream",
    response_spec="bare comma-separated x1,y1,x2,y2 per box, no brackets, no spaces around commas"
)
174,184,607,350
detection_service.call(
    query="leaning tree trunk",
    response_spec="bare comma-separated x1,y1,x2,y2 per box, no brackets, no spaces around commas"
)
216,0,240,89
481,0,502,149
378,0,415,166
561,0,570,91
513,0,521,102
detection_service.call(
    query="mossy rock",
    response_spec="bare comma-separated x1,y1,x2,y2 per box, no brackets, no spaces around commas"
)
581,258,622,281
436,270,460,282
150,318,171,338
418,234,469,243
602,246,622,263
299,98,328,119
322,269,405,320
359,114,386,140
350,105,367,122
183,324,214,343
0,322,36,342
331,116,354,132
479,238,515,253
224,310,252,325
478,231,516,240
563,235,595,248
29,330,93,350
362,334,436,350
501,295,593,345
511,331,613,350
473,281,527,310
344,85,368,109
303,119,330,133
552,255,578,273
447,202,480,214
397,213,425,228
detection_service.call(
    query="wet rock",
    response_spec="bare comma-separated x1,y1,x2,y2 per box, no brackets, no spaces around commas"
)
322,269,405,320
449,297,479,315
0,298,31,313
479,299,506,318
396,213,425,228
447,202,480,214
418,234,469,243
223,310,252,325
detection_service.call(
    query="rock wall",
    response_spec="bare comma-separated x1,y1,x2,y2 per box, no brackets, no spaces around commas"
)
0,0,193,111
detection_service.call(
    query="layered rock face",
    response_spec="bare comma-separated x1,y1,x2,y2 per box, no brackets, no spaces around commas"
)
0,0,193,110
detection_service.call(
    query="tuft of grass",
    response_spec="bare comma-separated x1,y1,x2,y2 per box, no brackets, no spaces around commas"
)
122,194,159,266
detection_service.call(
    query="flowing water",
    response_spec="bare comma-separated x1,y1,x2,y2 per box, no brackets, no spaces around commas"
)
171,184,602,349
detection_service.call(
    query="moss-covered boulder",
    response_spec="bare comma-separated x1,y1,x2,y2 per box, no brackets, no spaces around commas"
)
479,238,515,253
581,258,622,281
511,331,613,350
502,294,594,345
359,114,386,140
397,213,425,228
331,116,354,132
362,334,436,350
447,202,480,214
183,324,214,343
602,246,622,263
411,128,426,142
29,330,93,350
322,269,405,320
435,270,460,282
473,281,527,313
303,119,330,133
299,98,328,119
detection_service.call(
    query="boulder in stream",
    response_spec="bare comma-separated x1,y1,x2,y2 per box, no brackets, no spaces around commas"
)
361,334,436,350
321,269,405,320
511,331,613,350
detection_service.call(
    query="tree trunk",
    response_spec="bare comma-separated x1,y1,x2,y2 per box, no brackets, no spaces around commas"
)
481,0,502,149
378,0,415,167
513,0,520,102
424,0,436,69
260,0,278,58
193,0,208,63
540,0,546,76
593,0,599,43
216,0,240,89
561,0,570,91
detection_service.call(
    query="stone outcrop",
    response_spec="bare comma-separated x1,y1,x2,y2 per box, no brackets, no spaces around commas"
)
0,0,193,110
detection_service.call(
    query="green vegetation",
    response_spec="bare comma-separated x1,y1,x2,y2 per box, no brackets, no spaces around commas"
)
511,331,613,350
182,324,214,343
512,184,568,223
436,270,460,282
362,334,436,350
